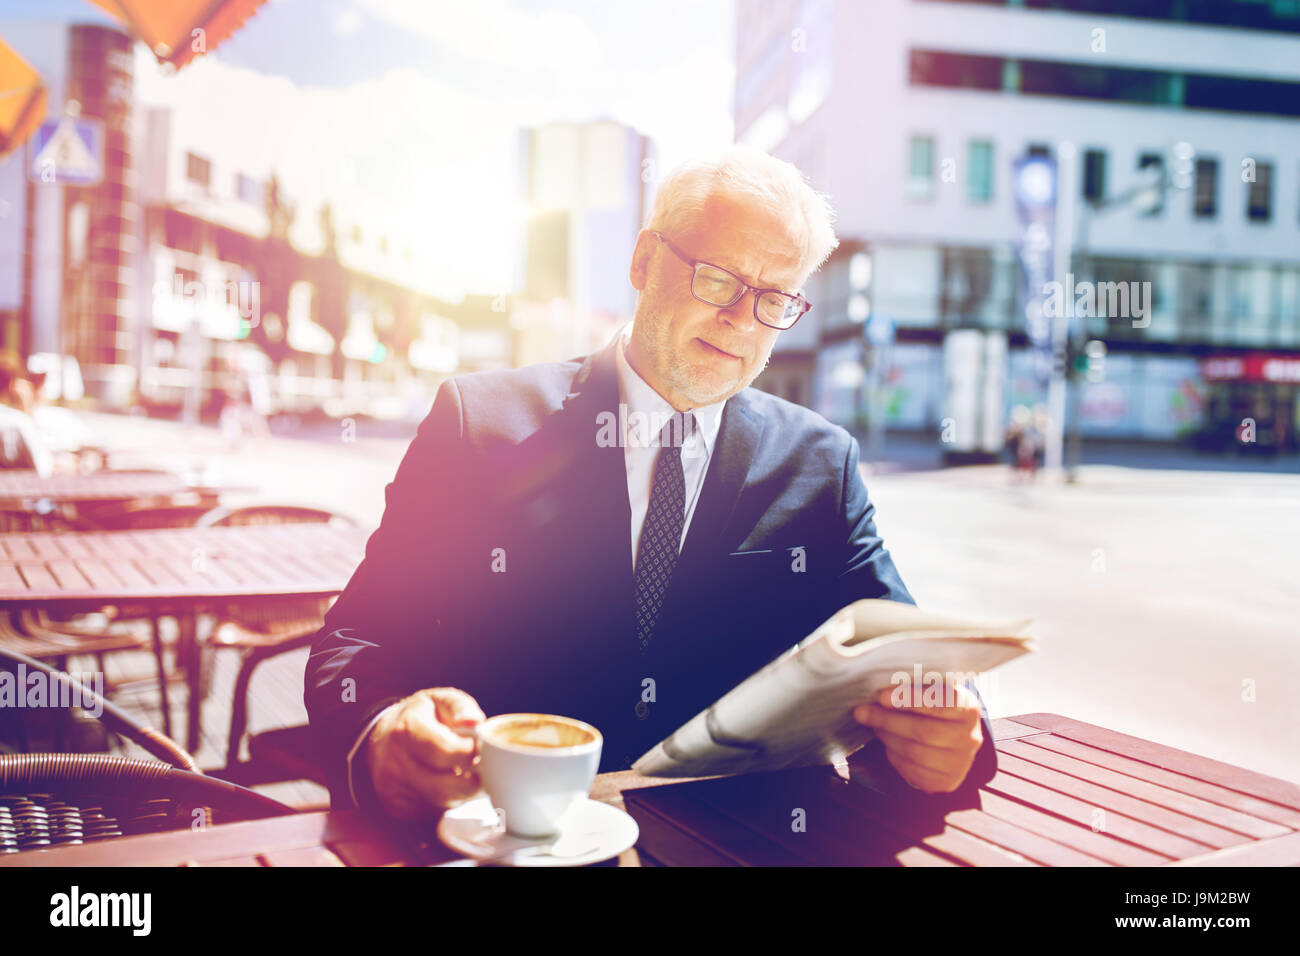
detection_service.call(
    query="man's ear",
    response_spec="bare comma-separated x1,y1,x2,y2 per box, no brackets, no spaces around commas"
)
629,229,656,292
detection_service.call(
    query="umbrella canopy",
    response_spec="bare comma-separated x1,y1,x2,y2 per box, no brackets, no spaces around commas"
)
0,35,47,158
87,0,268,71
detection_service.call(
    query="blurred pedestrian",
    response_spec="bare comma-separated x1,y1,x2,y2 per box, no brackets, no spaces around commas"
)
0,353,52,476
218,348,270,449
1005,405,1036,484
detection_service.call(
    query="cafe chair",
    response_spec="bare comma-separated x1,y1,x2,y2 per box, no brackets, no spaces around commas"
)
195,505,355,787
0,506,84,533
0,606,176,741
80,502,214,531
0,649,293,856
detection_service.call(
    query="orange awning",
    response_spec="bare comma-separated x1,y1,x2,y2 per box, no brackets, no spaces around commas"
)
0,35,47,158
88,0,268,71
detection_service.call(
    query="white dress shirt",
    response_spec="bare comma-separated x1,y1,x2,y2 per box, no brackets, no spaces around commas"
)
614,326,726,569
345,329,728,806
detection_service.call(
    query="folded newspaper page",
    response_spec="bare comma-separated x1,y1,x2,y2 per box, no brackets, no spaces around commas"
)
632,599,1037,778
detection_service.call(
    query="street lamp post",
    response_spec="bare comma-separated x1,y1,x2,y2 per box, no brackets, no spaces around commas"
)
1045,143,1077,474
1061,142,1194,480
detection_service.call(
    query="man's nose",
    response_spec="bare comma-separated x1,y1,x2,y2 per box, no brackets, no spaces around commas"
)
716,289,759,331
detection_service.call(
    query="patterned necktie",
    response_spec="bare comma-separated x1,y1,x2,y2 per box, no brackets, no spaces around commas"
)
633,411,695,653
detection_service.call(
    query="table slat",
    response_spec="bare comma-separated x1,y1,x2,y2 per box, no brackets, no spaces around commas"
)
975,789,1170,866
1009,713,1300,811
995,751,1253,850
986,771,1212,859
1016,734,1300,829
921,825,1039,867
1000,738,1290,840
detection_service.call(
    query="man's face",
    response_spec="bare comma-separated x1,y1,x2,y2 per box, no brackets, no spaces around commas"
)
626,189,808,411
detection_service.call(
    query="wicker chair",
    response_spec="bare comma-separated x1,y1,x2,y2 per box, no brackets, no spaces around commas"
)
0,506,83,533
195,505,354,786
81,503,215,531
0,648,293,856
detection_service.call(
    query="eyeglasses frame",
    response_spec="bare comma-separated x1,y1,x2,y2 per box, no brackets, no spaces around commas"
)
650,231,812,330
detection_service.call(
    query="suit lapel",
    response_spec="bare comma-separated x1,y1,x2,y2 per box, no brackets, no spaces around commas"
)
556,338,635,585
677,389,766,575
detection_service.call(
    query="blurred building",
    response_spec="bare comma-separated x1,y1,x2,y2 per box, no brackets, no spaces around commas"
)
737,0,1300,452
0,19,485,422
512,121,654,366
0,21,137,406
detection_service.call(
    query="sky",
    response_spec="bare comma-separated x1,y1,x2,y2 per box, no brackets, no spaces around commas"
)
0,0,737,298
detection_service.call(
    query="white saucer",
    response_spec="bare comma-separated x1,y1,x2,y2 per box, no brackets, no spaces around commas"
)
436,795,638,867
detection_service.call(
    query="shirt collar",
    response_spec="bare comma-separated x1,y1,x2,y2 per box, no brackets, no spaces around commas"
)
614,325,726,458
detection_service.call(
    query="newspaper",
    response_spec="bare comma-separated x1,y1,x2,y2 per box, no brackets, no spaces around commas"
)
632,599,1037,778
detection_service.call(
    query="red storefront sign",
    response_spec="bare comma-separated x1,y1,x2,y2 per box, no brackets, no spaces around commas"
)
1201,354,1300,384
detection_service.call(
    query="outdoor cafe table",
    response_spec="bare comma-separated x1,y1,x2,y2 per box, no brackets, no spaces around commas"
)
4,714,1298,867
0,523,370,752
0,470,251,514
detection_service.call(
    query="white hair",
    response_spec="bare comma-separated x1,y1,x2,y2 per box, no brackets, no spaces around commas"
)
644,144,839,279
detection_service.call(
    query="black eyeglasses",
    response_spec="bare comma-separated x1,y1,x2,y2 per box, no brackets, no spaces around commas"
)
651,231,811,330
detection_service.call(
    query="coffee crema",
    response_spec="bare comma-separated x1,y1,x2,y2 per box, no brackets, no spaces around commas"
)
486,717,596,749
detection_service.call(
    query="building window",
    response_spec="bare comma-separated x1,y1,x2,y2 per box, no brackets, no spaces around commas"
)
1083,149,1107,203
908,50,1002,91
908,47,1300,119
908,136,934,200
1246,161,1273,223
1138,153,1164,217
235,173,262,206
186,152,211,189
968,140,993,203
1194,157,1218,219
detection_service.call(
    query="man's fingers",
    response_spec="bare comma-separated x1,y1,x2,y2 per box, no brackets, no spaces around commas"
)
395,696,477,773
427,687,486,729
873,684,981,722
875,728,957,774
380,764,482,821
400,759,483,806
884,748,959,794
857,702,980,749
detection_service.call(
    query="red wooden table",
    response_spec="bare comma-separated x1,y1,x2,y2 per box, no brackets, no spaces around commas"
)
0,524,369,752
5,714,1297,866
0,524,367,604
0,470,247,509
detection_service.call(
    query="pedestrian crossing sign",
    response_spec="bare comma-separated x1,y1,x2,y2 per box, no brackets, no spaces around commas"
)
28,117,104,186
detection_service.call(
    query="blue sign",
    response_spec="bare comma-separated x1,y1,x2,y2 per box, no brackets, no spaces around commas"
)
1013,154,1057,387
28,117,104,186
865,310,896,348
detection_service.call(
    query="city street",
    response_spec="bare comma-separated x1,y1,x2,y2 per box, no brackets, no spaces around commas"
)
84,409,1300,788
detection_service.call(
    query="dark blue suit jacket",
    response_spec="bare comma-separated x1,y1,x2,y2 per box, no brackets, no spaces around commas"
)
305,335,999,810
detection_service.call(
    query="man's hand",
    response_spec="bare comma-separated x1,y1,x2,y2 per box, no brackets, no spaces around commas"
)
365,687,486,821
852,683,984,794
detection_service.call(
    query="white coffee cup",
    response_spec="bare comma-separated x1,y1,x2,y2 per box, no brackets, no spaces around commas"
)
475,713,603,838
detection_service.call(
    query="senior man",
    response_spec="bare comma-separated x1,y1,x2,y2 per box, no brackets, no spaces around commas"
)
306,146,998,821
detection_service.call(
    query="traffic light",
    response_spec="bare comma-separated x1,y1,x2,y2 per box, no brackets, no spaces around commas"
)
1085,340,1106,383
1069,339,1106,382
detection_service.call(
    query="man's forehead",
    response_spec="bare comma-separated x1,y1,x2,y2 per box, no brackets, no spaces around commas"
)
676,191,808,287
